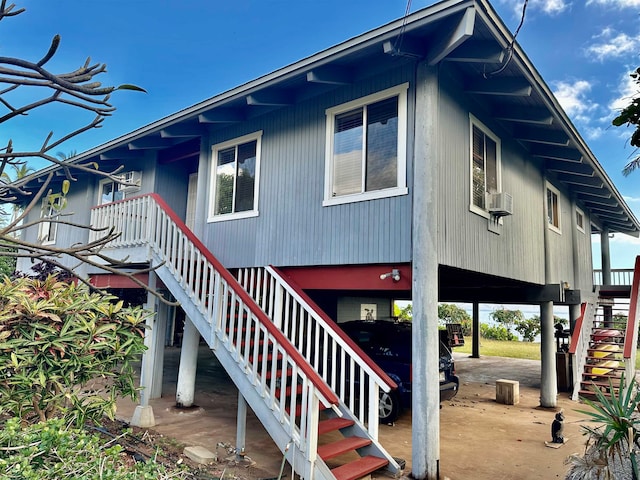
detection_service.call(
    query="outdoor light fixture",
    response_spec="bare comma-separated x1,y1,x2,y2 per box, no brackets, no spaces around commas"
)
380,269,401,282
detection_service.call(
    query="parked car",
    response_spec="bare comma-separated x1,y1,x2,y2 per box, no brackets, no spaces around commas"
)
340,320,459,423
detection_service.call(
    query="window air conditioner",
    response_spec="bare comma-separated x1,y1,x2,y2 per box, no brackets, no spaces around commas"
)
118,171,142,193
487,192,513,217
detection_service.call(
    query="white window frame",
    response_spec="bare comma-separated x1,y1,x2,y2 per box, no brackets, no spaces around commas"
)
323,83,409,207
97,177,124,205
546,182,562,234
38,195,63,245
469,115,502,218
208,131,262,222
575,207,585,234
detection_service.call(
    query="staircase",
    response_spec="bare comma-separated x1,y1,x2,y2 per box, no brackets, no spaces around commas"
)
572,256,640,399
90,194,401,480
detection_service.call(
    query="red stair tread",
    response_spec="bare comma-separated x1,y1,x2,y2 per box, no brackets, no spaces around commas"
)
318,418,355,436
318,437,372,461
331,456,388,480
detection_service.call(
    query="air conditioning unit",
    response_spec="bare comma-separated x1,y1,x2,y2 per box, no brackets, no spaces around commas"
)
487,192,513,217
118,171,142,193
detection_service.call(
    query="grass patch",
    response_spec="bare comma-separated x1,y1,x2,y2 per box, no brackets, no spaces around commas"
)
456,339,541,360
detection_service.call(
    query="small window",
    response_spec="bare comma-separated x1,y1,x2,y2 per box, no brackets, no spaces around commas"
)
98,178,125,205
208,131,261,222
469,116,501,216
576,208,585,233
324,84,408,206
546,183,561,233
38,194,64,244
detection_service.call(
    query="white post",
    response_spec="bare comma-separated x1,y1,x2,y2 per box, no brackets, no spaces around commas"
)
540,301,557,407
412,61,440,480
176,317,200,407
236,392,247,460
131,273,158,427
150,294,169,399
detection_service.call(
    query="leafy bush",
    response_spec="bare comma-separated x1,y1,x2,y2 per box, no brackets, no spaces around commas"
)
514,317,541,342
0,276,149,425
480,323,518,341
489,308,524,336
0,417,191,479
438,303,472,336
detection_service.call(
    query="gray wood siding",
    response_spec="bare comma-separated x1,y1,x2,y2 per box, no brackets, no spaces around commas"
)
203,68,415,268
544,180,576,285
435,69,547,285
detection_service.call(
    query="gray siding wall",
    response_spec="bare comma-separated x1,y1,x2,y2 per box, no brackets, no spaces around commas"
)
435,67,547,285
202,67,415,268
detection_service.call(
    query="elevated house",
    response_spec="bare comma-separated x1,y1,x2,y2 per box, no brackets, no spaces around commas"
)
8,0,640,479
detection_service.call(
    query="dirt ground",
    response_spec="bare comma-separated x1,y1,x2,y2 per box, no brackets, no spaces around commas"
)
115,347,594,480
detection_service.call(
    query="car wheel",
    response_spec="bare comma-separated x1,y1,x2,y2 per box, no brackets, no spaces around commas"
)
379,390,401,424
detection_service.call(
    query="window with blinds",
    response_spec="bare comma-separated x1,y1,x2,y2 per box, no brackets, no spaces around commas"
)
209,131,262,221
324,84,408,206
547,183,561,233
469,117,501,215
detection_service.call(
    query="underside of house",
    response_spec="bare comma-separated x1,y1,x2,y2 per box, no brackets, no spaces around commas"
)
7,1,640,479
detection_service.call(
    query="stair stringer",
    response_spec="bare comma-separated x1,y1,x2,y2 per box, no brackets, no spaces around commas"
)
571,302,595,401
152,256,337,480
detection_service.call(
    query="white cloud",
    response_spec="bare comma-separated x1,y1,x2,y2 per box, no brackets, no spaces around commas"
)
609,69,639,112
624,195,640,203
585,28,640,62
587,0,640,8
552,80,599,122
497,0,570,16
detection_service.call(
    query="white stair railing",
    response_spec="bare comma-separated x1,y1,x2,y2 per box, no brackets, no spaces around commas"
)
90,194,339,475
237,266,398,440
569,302,594,401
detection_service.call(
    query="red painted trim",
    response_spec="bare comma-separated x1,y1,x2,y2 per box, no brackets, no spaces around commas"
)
145,194,339,405
272,265,398,391
568,302,587,355
279,264,412,291
89,273,151,289
623,255,640,359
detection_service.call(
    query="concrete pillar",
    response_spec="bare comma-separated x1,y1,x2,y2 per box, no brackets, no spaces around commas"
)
150,295,169,399
236,393,247,460
132,274,158,427
176,317,200,407
569,303,581,335
472,302,480,358
600,228,612,286
411,62,440,480
540,301,557,407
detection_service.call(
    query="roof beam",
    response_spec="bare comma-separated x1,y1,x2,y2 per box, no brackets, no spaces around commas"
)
580,196,619,208
198,108,244,123
99,150,145,161
444,40,504,63
128,137,179,150
554,173,603,188
383,35,426,59
545,160,594,176
573,185,613,199
428,7,475,65
530,145,583,162
588,204,624,215
493,107,553,125
246,91,293,107
306,66,352,85
513,126,570,146
160,124,205,138
465,78,532,96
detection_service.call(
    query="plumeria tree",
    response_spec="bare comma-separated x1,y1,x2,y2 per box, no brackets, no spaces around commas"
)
612,67,640,176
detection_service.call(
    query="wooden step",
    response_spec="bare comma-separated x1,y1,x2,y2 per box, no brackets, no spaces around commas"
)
578,389,613,398
331,456,388,480
318,437,372,461
318,418,355,436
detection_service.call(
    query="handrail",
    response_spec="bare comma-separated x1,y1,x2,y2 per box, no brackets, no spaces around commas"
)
236,265,396,439
593,268,635,287
272,266,397,390
623,256,640,359
568,302,587,355
90,194,339,407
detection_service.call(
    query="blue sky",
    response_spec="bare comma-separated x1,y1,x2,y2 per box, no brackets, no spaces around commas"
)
3,0,640,268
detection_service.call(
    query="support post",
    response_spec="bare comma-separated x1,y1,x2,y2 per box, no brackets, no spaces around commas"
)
601,228,613,326
411,61,440,480
132,273,158,427
569,303,581,335
236,392,247,461
472,302,480,358
176,317,201,407
150,291,169,399
540,301,557,407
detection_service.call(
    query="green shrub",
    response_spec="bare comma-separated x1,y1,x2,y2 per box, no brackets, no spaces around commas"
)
0,276,149,425
480,323,518,341
0,417,190,479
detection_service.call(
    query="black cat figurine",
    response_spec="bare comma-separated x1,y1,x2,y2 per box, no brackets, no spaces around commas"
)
551,410,565,444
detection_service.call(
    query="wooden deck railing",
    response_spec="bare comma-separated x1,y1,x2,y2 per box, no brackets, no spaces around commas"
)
623,256,640,375
593,268,635,286
237,266,398,440
90,194,339,461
